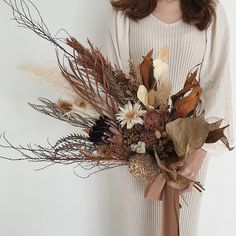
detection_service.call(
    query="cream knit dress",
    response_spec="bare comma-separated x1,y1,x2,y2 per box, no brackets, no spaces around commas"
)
102,1,234,236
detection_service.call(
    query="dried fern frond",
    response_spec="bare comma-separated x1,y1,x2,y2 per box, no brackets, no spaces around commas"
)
2,0,73,57
0,133,127,178
53,133,89,149
3,0,142,118
29,98,122,146
57,52,119,119
66,38,140,103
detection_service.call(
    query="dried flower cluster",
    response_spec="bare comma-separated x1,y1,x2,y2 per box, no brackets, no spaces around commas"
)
1,0,233,180
0,0,234,233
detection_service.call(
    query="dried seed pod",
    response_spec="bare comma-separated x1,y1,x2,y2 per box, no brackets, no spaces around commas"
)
155,130,162,139
128,154,159,179
123,124,143,146
74,98,88,108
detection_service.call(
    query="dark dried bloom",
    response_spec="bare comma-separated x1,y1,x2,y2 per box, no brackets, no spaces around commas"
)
89,116,110,144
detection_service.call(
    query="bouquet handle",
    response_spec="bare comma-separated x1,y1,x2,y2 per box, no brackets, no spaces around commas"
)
162,184,180,236
144,173,180,236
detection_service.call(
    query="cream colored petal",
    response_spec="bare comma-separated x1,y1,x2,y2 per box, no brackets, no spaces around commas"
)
127,120,134,129
137,85,149,107
154,63,169,82
153,59,162,68
127,101,133,112
116,116,124,122
133,102,142,113
137,110,146,116
135,117,144,125
119,106,127,113
158,47,169,63
115,112,125,119
120,120,127,128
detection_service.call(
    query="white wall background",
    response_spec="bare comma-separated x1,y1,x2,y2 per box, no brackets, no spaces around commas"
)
0,0,235,236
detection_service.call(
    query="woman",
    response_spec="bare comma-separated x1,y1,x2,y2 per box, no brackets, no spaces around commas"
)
102,0,234,235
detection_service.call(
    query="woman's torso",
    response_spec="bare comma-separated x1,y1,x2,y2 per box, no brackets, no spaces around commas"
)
129,14,207,94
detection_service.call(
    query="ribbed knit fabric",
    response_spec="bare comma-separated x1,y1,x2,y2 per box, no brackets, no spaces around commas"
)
114,156,209,236
129,14,206,95
112,14,210,236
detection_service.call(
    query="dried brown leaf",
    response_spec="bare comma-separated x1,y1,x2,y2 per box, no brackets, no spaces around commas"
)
205,125,232,150
170,71,202,119
166,115,210,158
184,69,198,87
139,49,154,89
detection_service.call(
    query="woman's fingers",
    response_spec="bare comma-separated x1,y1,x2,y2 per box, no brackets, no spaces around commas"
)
180,166,191,175
180,182,194,193
170,162,185,170
179,168,195,180
178,167,196,193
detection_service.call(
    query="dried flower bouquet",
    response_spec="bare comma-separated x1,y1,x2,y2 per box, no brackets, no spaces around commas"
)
0,1,234,235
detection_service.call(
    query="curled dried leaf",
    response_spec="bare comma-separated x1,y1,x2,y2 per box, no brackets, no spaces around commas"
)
205,125,233,150
166,112,233,159
139,49,154,90
184,69,198,87
170,69,202,120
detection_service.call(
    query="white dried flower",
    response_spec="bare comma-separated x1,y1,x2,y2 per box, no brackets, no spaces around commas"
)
116,101,145,129
130,141,146,154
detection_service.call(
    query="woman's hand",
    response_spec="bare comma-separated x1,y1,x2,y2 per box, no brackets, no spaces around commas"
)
171,148,207,193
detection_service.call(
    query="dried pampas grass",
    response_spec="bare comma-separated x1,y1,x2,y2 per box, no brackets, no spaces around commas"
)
18,63,78,98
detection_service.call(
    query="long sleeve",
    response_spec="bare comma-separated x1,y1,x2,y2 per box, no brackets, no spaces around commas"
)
101,8,130,74
199,1,235,157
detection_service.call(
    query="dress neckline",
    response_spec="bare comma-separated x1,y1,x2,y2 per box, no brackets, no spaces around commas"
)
150,13,183,26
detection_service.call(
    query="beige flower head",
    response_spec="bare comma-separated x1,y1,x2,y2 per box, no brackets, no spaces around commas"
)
116,101,145,129
57,99,73,113
153,46,169,82
153,59,169,82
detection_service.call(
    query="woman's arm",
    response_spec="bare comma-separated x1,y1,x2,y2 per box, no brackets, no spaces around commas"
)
101,8,130,73
173,2,235,192
198,1,235,157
